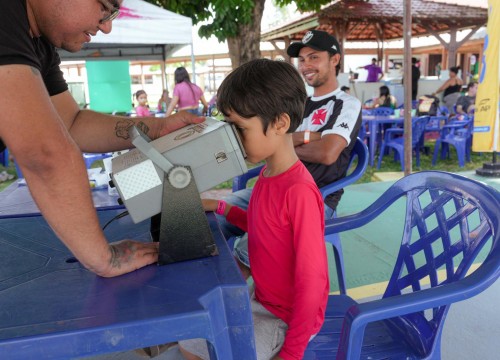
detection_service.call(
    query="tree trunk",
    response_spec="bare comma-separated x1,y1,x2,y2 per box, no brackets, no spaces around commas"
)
227,0,266,69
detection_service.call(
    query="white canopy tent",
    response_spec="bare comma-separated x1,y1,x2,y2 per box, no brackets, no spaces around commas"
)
57,0,193,62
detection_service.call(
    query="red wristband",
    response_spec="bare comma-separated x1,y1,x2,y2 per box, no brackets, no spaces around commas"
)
215,200,227,215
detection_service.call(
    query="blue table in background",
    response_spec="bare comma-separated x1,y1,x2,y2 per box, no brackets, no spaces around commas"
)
0,202,256,358
0,181,123,219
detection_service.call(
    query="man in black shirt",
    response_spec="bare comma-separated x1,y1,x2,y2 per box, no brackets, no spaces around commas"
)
0,0,202,277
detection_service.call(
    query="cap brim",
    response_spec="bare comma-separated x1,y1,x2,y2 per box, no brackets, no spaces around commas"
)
287,42,339,57
287,42,306,57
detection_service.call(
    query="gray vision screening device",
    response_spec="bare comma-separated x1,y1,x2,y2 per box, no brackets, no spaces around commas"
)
111,118,247,264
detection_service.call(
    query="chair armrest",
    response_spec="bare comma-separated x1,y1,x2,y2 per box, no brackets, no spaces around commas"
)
231,165,263,192
382,128,403,142
319,138,368,200
337,258,499,360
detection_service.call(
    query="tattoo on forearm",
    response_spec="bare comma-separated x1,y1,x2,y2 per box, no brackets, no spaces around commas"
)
136,121,150,135
109,242,135,269
115,119,135,140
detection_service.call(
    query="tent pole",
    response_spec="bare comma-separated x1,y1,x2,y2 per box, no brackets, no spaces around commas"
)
190,43,196,84
161,46,166,92
403,0,412,176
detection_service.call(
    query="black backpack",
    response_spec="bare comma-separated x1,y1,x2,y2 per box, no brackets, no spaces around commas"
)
417,95,439,116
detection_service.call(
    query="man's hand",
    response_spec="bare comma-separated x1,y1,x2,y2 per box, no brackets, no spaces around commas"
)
97,240,159,278
159,111,205,137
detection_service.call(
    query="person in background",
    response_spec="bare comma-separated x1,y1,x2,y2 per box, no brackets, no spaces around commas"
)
435,62,442,79
433,66,464,114
134,90,151,117
358,57,384,82
165,67,209,116
0,0,203,278
374,85,397,109
340,85,350,94
411,57,421,101
455,81,478,116
179,58,329,360
157,89,171,113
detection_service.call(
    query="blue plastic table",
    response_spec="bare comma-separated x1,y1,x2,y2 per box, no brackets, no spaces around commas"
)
0,182,123,219
0,210,256,359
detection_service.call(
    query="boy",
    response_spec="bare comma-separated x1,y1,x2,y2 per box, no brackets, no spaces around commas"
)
179,59,329,360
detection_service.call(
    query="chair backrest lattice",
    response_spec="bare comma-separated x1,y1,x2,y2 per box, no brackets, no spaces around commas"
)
412,116,429,145
382,184,495,356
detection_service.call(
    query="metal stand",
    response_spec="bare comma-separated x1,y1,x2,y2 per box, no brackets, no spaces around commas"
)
150,166,218,265
476,152,500,177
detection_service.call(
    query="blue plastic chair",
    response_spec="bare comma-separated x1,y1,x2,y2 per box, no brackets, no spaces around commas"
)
304,171,500,359
377,116,429,170
432,118,473,168
0,148,8,167
232,138,368,295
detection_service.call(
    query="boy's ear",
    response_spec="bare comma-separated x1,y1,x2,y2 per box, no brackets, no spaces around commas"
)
274,113,291,134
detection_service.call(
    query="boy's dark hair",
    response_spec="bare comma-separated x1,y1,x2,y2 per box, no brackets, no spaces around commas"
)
340,85,350,92
217,59,307,133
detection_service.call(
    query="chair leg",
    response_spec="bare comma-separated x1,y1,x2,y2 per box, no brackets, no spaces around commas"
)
377,143,384,169
432,140,441,166
326,232,346,295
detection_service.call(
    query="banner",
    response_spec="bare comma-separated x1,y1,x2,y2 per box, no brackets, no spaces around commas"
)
473,0,500,152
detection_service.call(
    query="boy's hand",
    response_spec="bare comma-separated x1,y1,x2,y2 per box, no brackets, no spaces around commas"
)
201,198,218,212
159,111,205,137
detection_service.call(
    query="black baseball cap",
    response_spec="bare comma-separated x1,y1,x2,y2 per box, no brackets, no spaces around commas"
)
287,30,341,57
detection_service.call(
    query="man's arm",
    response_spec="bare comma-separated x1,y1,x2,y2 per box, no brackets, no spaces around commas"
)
0,65,157,277
293,132,347,165
455,97,467,115
378,68,384,81
52,91,202,153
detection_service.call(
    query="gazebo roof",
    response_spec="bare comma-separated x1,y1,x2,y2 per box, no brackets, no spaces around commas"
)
262,0,488,42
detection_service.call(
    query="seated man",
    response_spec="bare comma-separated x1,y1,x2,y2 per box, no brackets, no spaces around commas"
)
455,82,478,115
218,30,362,241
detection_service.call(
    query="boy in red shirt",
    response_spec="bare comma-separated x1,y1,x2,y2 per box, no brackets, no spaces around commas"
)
179,59,329,360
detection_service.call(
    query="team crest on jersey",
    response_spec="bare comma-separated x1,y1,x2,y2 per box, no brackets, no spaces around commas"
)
311,108,328,125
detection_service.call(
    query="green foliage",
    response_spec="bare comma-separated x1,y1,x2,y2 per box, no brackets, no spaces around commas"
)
149,0,332,40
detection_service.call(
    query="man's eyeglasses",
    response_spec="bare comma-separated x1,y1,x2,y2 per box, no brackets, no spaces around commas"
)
99,1,120,24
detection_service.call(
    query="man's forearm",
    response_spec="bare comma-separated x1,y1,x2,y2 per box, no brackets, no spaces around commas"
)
20,142,112,275
69,109,164,153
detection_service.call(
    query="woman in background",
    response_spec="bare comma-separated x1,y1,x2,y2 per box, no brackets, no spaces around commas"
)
433,66,463,114
165,67,208,116
375,85,397,109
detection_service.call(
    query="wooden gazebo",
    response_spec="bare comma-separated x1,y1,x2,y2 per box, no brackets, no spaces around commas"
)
263,0,488,71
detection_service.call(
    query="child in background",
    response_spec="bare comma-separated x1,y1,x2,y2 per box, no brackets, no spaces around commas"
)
179,59,329,360
134,90,151,117
157,89,171,113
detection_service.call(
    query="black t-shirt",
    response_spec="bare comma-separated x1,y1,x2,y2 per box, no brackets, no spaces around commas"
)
0,0,68,151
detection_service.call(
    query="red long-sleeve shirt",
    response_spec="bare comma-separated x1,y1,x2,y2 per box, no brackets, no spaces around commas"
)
227,161,329,360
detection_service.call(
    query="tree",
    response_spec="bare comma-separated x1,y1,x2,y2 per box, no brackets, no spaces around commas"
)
148,0,333,68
